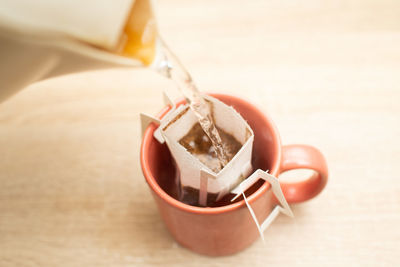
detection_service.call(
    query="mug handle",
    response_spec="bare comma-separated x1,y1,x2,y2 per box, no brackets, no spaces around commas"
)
280,144,328,204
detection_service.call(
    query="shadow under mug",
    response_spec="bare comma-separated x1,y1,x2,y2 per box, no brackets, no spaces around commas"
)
140,93,328,256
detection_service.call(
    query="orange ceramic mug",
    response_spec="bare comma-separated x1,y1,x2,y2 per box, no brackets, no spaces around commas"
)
140,94,328,256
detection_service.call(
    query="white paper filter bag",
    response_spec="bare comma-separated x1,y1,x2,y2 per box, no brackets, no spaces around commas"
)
155,95,254,206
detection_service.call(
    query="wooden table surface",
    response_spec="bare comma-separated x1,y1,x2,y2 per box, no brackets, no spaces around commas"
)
1,0,399,266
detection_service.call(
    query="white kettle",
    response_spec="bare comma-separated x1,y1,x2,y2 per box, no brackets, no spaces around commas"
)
0,0,156,102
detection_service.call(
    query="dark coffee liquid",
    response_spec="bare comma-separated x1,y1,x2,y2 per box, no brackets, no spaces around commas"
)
180,186,220,207
179,123,242,173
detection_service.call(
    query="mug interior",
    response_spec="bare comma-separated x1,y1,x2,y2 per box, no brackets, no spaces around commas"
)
141,94,281,212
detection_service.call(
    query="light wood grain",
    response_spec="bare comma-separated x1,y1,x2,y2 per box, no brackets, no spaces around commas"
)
1,0,400,266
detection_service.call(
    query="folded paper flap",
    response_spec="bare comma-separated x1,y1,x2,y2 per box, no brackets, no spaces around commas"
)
230,169,294,243
140,113,160,137
161,105,192,139
162,90,175,108
239,187,265,242
140,92,180,144
231,169,293,217
231,169,263,199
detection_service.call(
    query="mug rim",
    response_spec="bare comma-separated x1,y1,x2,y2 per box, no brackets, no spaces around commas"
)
140,93,282,214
